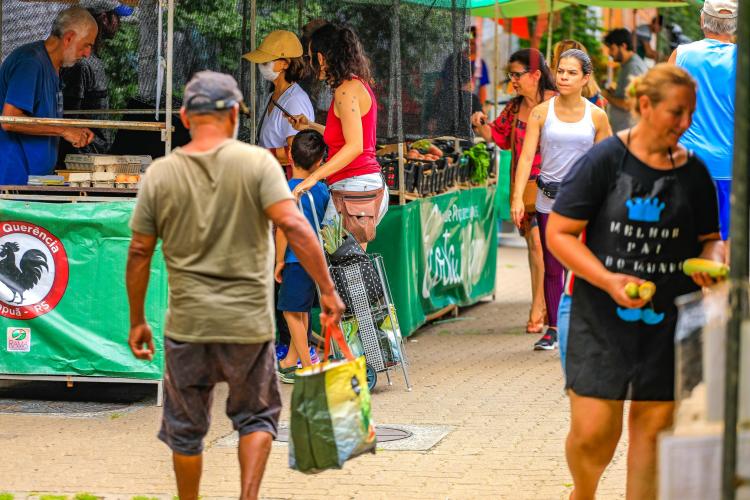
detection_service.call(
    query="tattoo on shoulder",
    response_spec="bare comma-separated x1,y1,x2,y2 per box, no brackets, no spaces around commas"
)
532,112,542,120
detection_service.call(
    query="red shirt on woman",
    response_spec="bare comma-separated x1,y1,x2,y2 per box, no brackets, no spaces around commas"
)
323,76,381,185
489,102,542,179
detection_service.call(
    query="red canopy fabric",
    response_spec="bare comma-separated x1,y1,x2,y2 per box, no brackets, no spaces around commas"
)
497,17,530,40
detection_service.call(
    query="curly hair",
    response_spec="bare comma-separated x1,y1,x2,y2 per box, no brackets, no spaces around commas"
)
310,23,372,89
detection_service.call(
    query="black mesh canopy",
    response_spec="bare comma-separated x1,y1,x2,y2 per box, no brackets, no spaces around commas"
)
1,0,474,151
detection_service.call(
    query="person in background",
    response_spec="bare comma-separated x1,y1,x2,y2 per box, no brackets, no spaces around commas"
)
469,26,490,108
510,49,611,351
289,23,387,246
0,7,96,185
431,52,483,139
244,30,314,177
127,71,344,500
669,0,737,243
546,64,724,500
636,15,664,63
602,28,648,133
551,40,607,109
60,0,133,159
472,48,556,336
274,129,329,384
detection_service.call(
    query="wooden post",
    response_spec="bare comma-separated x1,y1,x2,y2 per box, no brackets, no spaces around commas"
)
164,0,174,153
722,2,750,498
393,0,405,205
250,0,257,144
545,0,554,63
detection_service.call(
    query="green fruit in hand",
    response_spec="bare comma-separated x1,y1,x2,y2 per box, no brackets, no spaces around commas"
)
624,282,639,299
639,281,656,301
683,258,729,278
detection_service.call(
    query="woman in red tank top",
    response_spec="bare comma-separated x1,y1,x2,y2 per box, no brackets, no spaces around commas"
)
289,24,387,242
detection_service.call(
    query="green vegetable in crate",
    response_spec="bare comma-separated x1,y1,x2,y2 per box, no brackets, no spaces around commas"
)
464,143,491,184
683,258,729,279
321,215,345,255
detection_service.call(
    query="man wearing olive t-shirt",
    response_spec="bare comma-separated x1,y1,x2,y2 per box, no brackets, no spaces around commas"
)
126,71,344,500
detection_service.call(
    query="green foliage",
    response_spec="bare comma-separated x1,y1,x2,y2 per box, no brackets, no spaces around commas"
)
523,7,606,87
175,0,244,75
658,3,704,59
73,494,99,500
100,22,139,110
0,493,14,500
131,497,159,500
538,6,605,65
39,496,67,500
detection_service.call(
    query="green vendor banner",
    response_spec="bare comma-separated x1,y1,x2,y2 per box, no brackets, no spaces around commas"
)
0,200,166,380
369,186,499,336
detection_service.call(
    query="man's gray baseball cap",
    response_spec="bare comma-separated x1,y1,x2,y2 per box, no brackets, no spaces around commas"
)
183,71,247,114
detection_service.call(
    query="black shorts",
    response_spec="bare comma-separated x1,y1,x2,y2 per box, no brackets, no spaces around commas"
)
158,338,282,456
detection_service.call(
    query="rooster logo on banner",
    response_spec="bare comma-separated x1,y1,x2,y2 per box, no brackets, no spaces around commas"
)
0,242,49,304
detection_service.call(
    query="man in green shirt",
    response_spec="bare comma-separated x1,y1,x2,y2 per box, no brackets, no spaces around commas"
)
126,71,343,500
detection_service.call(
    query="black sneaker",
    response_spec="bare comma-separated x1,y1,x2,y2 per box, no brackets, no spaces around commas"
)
534,329,558,351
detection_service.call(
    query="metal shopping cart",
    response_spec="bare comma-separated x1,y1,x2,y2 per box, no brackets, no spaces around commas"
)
329,253,412,392
301,192,412,392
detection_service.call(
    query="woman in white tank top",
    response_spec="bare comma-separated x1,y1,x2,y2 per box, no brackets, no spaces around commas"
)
511,49,612,351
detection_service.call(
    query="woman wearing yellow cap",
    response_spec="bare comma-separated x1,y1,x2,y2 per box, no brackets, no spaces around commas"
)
244,30,314,173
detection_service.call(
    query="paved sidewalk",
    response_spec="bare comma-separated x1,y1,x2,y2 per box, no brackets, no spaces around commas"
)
0,246,629,499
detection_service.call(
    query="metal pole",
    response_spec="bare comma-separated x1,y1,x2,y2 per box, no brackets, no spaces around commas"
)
394,0,405,205
164,0,174,153
493,0,499,120
240,0,248,103
298,0,304,33
722,2,750,498
250,0,257,144
0,116,170,132
546,0,554,63
451,0,459,137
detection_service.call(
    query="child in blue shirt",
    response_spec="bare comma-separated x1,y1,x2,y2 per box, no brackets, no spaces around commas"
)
275,129,329,383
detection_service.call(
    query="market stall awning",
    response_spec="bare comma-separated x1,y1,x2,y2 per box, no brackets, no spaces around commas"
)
470,0,689,18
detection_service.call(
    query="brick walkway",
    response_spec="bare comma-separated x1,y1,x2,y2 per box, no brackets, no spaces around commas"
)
0,246,629,499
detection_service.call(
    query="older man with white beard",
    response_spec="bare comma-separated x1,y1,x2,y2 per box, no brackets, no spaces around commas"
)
0,7,97,185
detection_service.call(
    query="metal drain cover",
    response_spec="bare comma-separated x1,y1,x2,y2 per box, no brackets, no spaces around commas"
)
213,423,452,451
276,425,412,443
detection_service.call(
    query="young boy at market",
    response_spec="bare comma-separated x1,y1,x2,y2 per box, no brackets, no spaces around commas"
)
274,129,329,383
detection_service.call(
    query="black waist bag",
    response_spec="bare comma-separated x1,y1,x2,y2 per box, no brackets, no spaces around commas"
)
537,177,561,199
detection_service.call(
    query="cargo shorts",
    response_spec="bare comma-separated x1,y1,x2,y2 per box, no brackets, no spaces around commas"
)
158,338,282,456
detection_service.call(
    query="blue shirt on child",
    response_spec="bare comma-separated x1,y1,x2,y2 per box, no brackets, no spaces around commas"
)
285,178,329,264
0,41,63,185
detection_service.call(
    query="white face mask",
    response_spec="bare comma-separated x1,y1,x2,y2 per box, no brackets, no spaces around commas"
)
259,61,280,82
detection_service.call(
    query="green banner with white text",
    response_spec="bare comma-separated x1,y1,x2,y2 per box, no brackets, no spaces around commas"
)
370,186,499,336
0,201,166,380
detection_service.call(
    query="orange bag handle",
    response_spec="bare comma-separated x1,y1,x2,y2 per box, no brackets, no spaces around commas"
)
322,316,355,363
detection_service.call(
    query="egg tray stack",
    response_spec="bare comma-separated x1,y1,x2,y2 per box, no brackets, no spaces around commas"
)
64,154,151,188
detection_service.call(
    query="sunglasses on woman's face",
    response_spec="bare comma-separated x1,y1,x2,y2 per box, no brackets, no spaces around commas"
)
507,70,529,81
